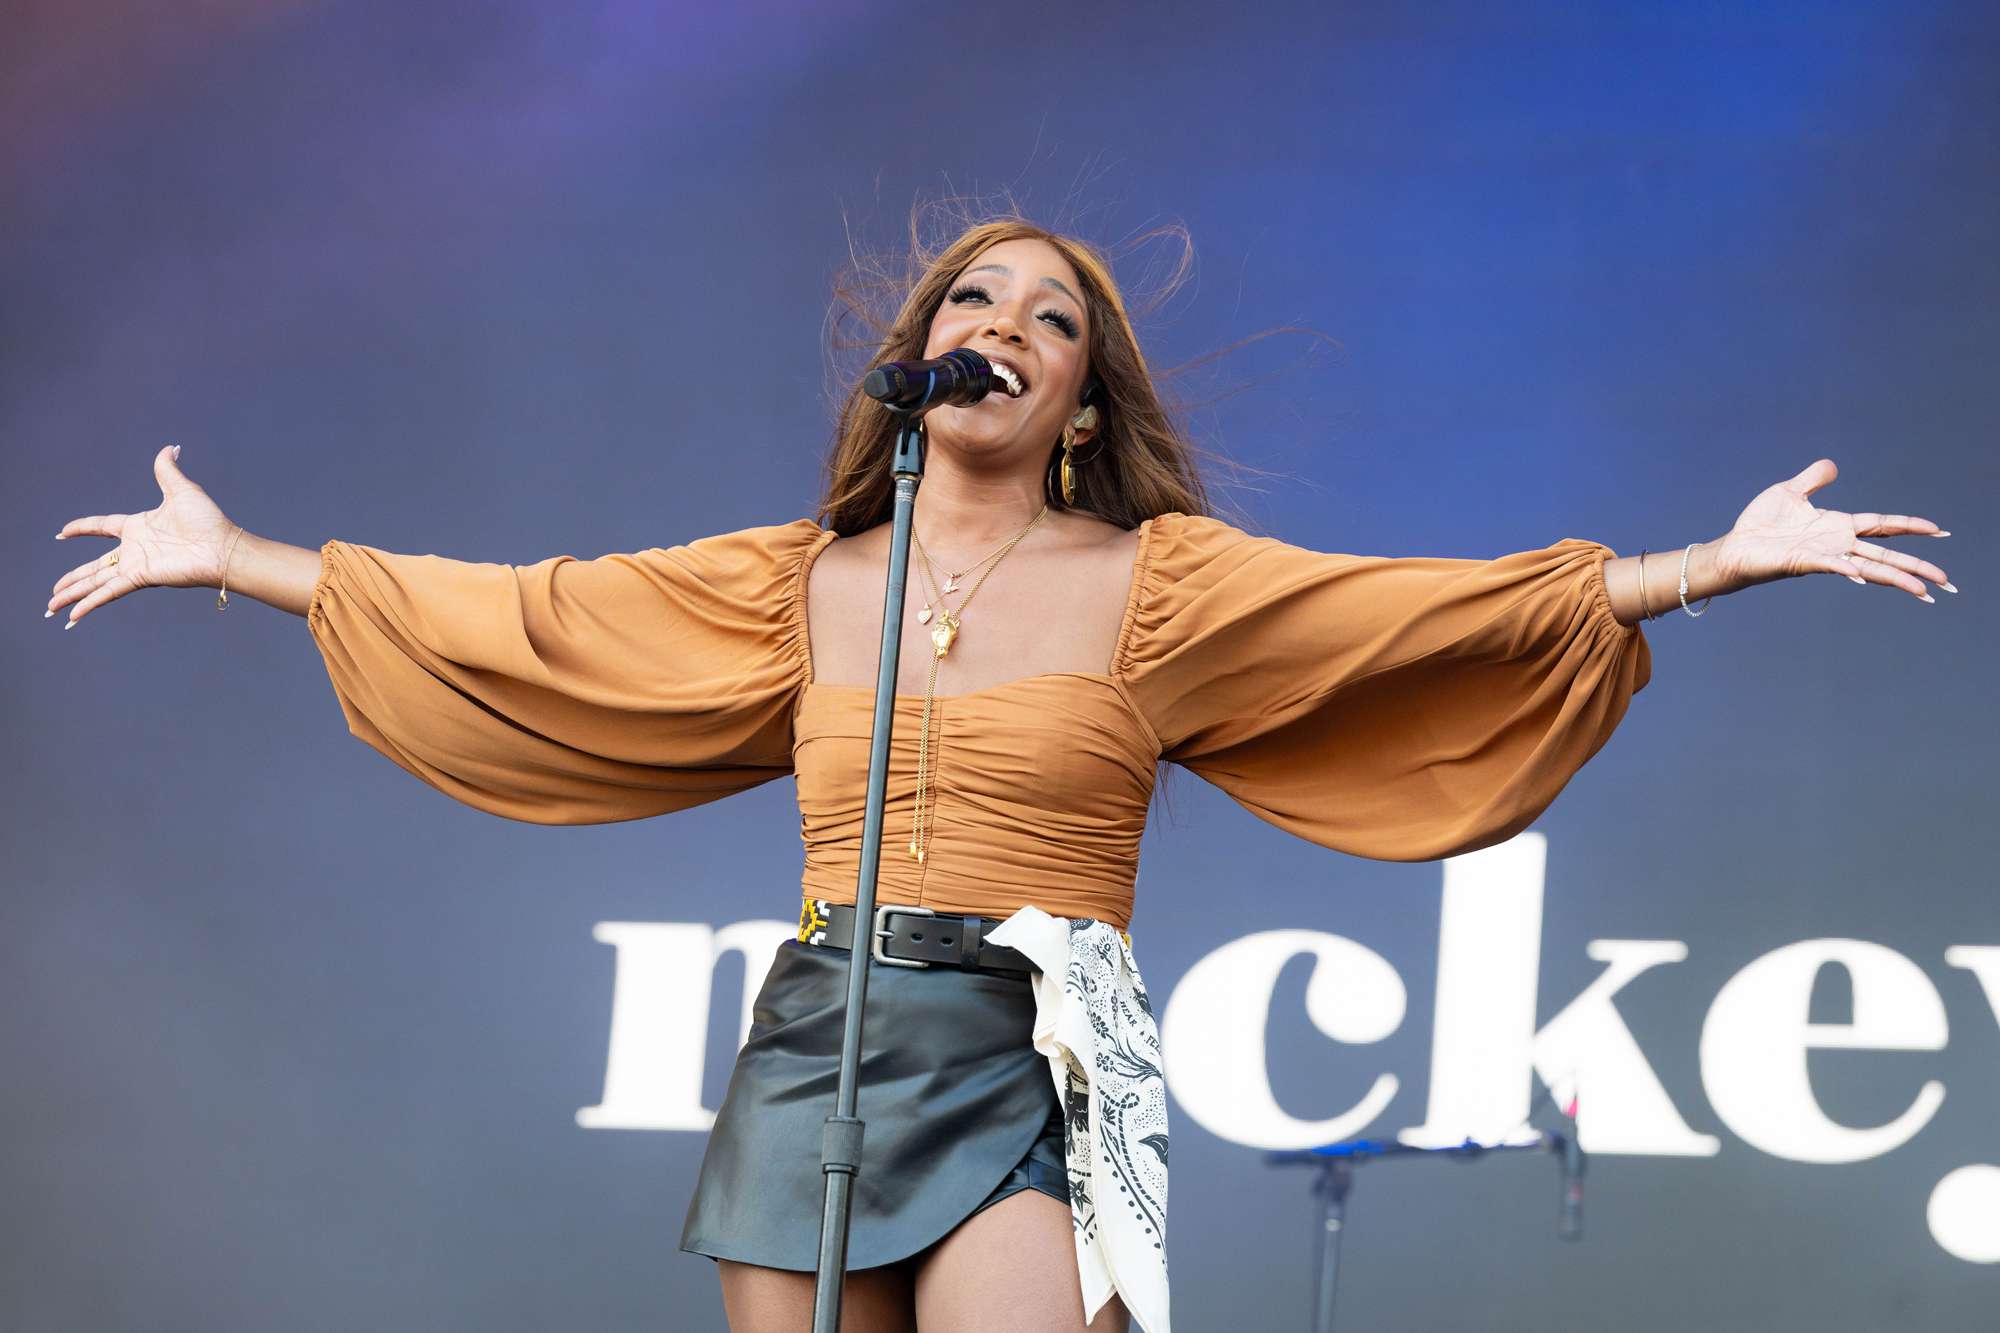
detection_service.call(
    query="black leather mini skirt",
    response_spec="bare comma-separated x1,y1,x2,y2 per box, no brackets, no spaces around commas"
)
679,938,1068,1272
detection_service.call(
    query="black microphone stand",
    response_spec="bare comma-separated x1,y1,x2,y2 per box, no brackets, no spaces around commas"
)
1266,1133,1567,1333
808,394,931,1333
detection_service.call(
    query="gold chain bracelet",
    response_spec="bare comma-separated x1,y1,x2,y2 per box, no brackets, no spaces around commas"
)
216,524,246,610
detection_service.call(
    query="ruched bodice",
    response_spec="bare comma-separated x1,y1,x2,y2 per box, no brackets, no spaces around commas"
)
307,511,1651,931
794,677,1160,926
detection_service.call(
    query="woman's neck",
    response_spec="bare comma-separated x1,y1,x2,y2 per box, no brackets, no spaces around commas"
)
910,473,1048,550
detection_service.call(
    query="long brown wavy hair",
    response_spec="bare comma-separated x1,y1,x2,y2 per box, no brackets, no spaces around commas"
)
814,203,1296,536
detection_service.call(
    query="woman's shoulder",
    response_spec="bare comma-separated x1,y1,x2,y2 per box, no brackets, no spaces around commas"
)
1118,510,1300,662
1140,509,1256,545
637,518,832,606
1132,510,1266,587
675,517,832,563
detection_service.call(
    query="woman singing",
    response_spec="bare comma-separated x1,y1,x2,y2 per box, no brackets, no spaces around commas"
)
45,217,1954,1333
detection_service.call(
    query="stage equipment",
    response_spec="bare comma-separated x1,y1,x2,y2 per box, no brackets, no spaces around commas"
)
861,348,997,411
1266,1093,1586,1333
810,348,996,1332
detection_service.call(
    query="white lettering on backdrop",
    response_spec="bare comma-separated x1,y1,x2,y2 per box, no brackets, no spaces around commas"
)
1159,929,1406,1149
1698,939,1947,1163
574,919,789,1131
1396,836,1717,1155
575,834,1997,1261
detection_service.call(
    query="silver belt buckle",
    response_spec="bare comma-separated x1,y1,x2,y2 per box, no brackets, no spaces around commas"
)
872,903,935,968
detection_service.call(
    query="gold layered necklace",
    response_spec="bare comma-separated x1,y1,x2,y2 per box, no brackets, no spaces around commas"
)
904,503,1050,862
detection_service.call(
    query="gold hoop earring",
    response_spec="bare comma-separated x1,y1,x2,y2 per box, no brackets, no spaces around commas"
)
1055,405,1102,506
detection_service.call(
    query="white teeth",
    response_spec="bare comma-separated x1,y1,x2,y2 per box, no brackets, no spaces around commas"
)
990,362,1025,397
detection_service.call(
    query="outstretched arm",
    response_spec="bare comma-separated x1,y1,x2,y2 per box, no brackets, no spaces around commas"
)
1598,458,1953,626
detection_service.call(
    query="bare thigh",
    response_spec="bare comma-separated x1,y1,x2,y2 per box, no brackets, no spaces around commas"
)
717,1258,916,1333
913,1190,1130,1333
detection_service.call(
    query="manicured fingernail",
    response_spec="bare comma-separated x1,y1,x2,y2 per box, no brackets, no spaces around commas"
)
1920,593,1935,604
43,609,52,618
63,618,76,630
1933,530,1950,537
171,445,181,459
55,533,66,540
1941,582,1958,594
1848,576,1866,585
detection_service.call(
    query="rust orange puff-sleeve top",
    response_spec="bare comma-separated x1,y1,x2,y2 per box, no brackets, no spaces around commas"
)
307,512,1650,931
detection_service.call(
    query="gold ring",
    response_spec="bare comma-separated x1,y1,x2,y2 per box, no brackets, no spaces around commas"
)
107,551,119,565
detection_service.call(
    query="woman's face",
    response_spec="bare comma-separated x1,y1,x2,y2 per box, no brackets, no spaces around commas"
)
919,236,1098,464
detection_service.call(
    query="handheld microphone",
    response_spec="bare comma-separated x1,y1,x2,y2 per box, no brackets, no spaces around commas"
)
862,349,994,412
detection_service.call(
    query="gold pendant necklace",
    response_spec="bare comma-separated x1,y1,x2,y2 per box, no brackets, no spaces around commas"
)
929,610,959,657
904,504,1049,862
912,524,1012,627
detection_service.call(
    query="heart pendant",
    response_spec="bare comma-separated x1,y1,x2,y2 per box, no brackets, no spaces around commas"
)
917,606,933,624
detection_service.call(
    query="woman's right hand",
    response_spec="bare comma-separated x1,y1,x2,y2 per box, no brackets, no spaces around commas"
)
48,445,241,627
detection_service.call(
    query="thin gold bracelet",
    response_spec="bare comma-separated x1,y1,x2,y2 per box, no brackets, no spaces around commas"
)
216,525,245,610
1637,548,1654,621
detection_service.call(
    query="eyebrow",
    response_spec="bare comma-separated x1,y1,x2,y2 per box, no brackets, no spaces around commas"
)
966,263,1082,308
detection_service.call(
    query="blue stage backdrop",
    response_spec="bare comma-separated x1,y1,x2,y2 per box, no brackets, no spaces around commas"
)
9,2,1996,1330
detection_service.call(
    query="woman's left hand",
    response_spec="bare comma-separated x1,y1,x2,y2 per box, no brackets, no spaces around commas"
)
1710,458,1954,603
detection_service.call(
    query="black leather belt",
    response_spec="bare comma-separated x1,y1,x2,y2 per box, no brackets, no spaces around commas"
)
798,896,1033,975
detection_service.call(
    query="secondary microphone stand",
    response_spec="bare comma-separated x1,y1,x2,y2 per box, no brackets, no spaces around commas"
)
1266,1132,1568,1333
808,397,930,1333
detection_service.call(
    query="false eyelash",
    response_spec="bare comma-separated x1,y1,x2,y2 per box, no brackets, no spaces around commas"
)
946,283,1081,338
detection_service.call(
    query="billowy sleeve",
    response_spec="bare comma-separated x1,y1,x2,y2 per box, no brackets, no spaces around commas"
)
1119,512,1651,861
306,519,829,824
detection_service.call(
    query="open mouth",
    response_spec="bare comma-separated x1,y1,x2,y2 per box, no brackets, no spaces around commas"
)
988,358,1028,398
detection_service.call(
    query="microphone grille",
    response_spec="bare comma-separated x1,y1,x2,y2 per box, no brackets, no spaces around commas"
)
862,365,905,403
